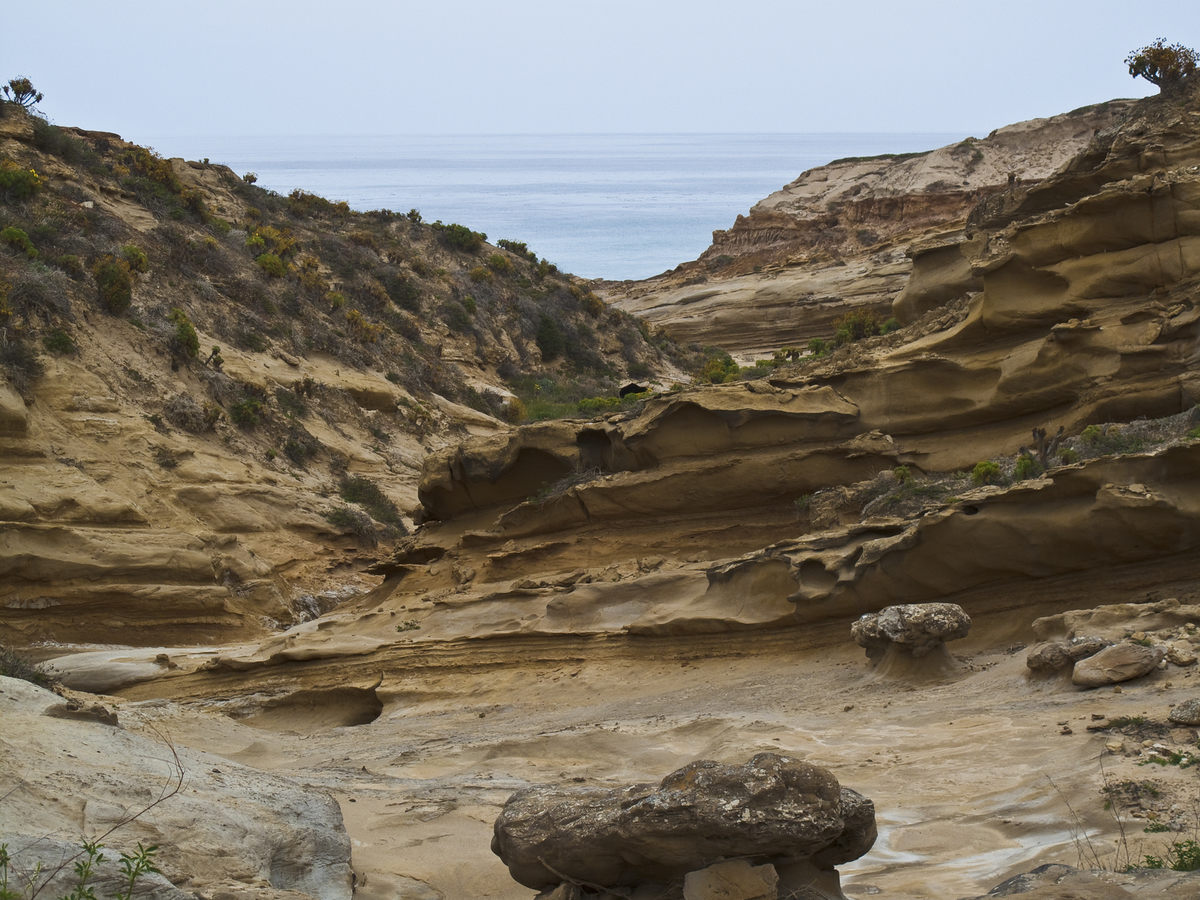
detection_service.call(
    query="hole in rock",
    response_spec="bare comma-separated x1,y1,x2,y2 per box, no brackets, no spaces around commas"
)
231,686,383,733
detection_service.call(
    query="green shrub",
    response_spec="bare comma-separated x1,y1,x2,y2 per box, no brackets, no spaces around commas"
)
536,314,566,361
168,307,199,359
468,265,492,283
807,337,828,357
971,460,1003,486
229,397,264,428
486,252,513,274
121,244,149,273
0,225,36,258
1139,838,1200,871
432,221,485,252
255,252,286,278
696,350,739,384
1013,454,1039,480
42,328,75,355
440,299,474,333
92,256,133,314
2,76,43,110
339,474,405,528
0,159,42,203
54,253,86,280
832,309,880,346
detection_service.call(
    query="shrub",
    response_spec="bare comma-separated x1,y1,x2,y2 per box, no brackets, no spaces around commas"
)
536,314,566,361
807,337,828,357
345,308,383,343
7,268,71,317
120,244,149,273
1013,454,1038,480
2,77,43,110
486,252,513,274
92,256,133,314
255,252,286,278
229,397,264,428
832,309,880,346
440,299,473,334
168,307,199,359
0,226,36,258
42,328,75,354
0,160,41,203
468,265,492,283
971,460,1003,486
54,253,86,280
0,336,43,396
0,644,57,687
339,474,405,529
432,221,485,252
696,350,739,384
1127,39,1198,90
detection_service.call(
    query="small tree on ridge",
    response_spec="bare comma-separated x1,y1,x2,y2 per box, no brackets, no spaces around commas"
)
1,76,43,110
1126,39,1198,91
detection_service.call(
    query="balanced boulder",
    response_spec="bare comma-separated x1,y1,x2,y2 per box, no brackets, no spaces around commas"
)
851,603,970,661
491,752,875,891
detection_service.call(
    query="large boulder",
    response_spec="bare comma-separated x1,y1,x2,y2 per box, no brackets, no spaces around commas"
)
1072,641,1165,688
492,753,875,891
851,603,971,661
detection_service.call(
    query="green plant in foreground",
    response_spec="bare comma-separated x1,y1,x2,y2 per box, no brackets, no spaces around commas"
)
42,329,75,355
92,257,133,315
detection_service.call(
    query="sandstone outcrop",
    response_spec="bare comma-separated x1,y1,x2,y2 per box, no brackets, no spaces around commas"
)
605,102,1134,355
492,753,874,892
0,675,354,899
851,603,971,661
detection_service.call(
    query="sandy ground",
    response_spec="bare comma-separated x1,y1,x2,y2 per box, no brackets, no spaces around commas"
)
105,607,1200,900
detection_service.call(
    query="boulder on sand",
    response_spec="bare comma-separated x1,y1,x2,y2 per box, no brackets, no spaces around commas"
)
492,752,875,892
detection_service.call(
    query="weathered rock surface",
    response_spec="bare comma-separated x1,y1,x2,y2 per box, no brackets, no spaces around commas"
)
0,676,354,899
1071,641,1165,687
1025,636,1109,674
851,603,971,661
1169,698,1200,725
605,102,1134,355
491,753,874,891
962,862,1200,898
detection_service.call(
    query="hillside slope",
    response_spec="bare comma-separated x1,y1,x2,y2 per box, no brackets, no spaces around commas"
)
0,107,677,646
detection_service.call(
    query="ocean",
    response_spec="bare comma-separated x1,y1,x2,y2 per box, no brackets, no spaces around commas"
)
144,133,962,281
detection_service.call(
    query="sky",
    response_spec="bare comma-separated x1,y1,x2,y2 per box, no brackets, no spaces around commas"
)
3,1,1198,152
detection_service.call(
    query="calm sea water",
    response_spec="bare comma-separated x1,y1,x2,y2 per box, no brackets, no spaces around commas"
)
146,133,961,281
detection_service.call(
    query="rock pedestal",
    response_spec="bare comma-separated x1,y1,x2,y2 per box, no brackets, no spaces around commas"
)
492,753,875,894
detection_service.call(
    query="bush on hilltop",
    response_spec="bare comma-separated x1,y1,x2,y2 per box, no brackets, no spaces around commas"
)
1126,39,1198,91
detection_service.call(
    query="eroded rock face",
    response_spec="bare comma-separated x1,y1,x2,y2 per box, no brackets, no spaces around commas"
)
851,603,971,661
1026,636,1110,674
1072,641,1165,688
491,753,875,891
0,676,354,899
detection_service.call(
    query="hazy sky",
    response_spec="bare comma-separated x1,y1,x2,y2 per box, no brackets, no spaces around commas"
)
4,1,1197,151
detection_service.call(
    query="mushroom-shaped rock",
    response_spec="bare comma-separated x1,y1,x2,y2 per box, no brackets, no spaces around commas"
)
491,753,876,891
851,603,971,661
1072,640,1164,688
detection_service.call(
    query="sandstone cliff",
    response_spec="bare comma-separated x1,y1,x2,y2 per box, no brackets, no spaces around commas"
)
604,101,1135,356
6,81,1200,900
